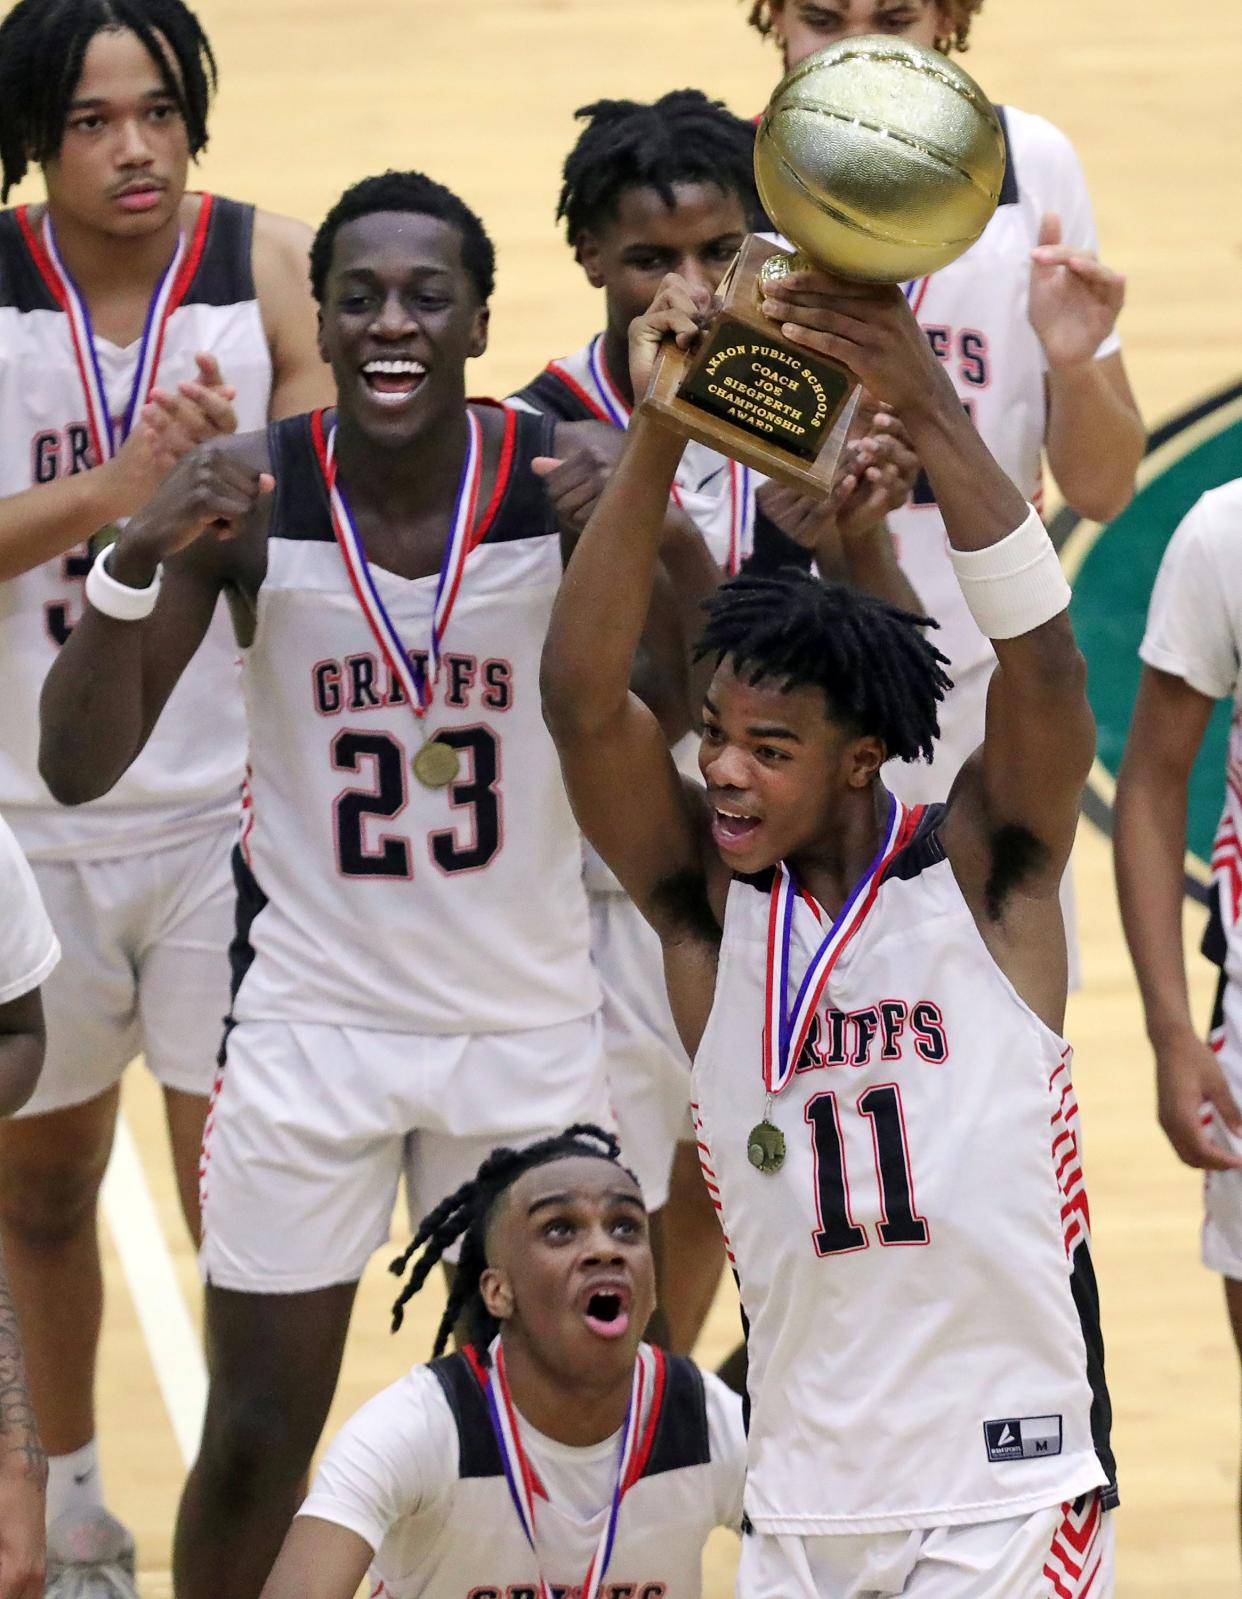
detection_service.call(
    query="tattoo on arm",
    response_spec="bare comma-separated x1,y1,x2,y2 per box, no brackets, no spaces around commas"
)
0,1246,44,1475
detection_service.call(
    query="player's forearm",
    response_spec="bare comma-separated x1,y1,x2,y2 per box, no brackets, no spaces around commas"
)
542,413,687,741
838,520,922,611
39,570,158,805
0,463,133,583
1045,362,1143,525
902,372,1029,553
1114,755,1200,1046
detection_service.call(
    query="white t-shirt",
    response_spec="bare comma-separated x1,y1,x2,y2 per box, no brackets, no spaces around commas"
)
0,812,59,1003
1139,479,1242,978
299,1347,745,1598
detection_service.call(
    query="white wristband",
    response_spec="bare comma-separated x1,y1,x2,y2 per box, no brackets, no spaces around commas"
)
84,545,162,622
946,504,1071,641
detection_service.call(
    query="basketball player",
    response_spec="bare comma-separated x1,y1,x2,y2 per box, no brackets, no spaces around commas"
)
0,813,58,1599
1114,478,1242,1553
38,169,644,1599
0,0,328,1583
540,272,1117,1595
512,89,919,1351
746,0,1144,804
259,1125,745,1599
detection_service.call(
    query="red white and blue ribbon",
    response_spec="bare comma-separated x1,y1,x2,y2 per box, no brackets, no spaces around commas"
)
902,276,932,318
587,334,632,430
484,1341,652,1599
725,459,754,577
318,409,482,717
41,215,185,468
763,793,907,1095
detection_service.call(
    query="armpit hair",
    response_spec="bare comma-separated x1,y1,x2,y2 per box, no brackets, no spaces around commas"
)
984,823,1050,921
650,867,722,946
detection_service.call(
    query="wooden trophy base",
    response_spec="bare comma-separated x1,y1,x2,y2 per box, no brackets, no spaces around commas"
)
638,235,859,492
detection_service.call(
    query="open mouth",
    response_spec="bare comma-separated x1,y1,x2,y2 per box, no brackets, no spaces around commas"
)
711,807,761,850
361,358,427,407
582,1285,631,1340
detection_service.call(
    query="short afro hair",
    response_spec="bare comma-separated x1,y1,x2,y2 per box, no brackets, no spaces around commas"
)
309,170,495,306
696,568,951,765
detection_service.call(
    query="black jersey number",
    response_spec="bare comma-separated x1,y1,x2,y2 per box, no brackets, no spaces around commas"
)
331,727,502,880
806,1085,929,1257
45,545,93,646
428,725,502,875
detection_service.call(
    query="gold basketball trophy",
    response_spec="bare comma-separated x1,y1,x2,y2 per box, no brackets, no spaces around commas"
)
639,38,1007,490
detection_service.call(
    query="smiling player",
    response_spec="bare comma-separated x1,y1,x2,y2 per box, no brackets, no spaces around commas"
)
37,170,635,1599
259,1125,745,1599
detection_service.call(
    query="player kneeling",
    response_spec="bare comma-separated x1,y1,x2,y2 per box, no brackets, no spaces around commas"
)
260,1126,744,1599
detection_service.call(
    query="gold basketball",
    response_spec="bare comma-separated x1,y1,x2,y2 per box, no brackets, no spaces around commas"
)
754,37,1006,283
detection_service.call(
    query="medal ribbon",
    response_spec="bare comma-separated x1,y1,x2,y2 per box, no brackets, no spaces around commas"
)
485,1342,654,1599
763,793,906,1095
41,215,186,468
317,409,482,718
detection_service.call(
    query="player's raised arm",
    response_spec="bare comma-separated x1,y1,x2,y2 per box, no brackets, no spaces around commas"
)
38,435,272,804
766,268,1093,1012
540,277,719,932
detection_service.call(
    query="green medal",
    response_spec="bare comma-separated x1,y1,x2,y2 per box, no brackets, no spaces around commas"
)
747,1118,786,1174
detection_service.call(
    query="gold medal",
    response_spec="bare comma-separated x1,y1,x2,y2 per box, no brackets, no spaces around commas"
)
412,739,460,788
747,1120,786,1175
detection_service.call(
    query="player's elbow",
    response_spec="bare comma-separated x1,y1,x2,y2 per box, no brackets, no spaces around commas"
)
38,731,111,806
1071,474,1135,526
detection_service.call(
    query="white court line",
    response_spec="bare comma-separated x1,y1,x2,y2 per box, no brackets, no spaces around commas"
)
100,1112,206,1466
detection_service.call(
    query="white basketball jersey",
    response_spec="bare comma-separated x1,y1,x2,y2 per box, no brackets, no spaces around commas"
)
885,107,1121,799
230,405,600,1034
509,334,758,574
1138,480,1242,991
0,196,265,860
299,1345,744,1599
692,802,1115,1533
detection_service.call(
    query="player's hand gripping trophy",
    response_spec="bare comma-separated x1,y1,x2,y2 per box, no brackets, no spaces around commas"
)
638,37,1007,490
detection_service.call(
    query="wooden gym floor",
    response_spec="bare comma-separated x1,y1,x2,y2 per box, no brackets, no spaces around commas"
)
7,0,1242,1592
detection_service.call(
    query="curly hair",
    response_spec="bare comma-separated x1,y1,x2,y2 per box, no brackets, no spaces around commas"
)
695,567,951,765
745,0,986,54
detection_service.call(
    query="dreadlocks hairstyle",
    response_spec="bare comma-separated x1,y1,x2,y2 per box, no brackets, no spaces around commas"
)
696,568,952,764
309,168,495,307
744,0,986,54
557,89,760,256
389,1124,637,1360
0,0,216,200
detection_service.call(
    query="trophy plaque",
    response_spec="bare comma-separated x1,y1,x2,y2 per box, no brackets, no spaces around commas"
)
641,235,860,493
638,37,1007,492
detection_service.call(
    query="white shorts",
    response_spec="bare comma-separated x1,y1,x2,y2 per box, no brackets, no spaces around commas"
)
16,826,233,1117
1203,973,1242,1277
199,1011,611,1293
591,888,692,1212
738,1495,1114,1599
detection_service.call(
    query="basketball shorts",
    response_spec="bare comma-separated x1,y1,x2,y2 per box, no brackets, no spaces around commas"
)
15,825,233,1117
198,1011,611,1293
1203,972,1242,1278
590,887,692,1212
737,1494,1113,1598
